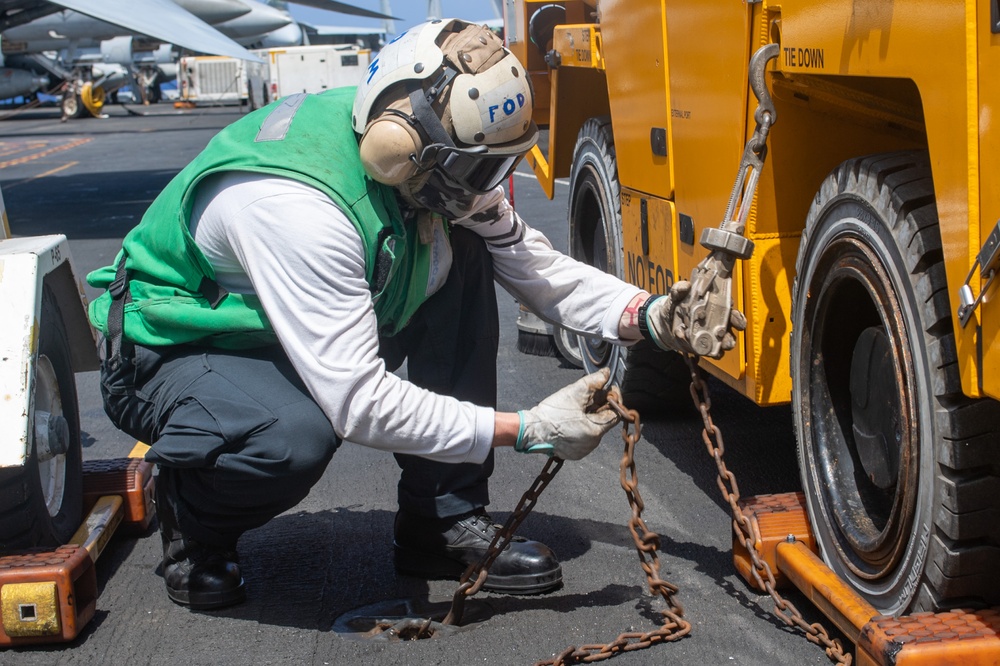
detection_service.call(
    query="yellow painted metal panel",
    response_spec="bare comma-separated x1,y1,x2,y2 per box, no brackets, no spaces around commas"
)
525,144,556,199
745,236,797,405
779,0,981,398
599,0,673,199
658,1,752,388
551,67,612,182
621,187,751,395
620,189,677,295
552,24,603,69
663,0,751,294
976,0,1000,400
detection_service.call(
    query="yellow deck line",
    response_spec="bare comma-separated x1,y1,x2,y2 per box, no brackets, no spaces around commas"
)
0,137,91,169
4,161,78,189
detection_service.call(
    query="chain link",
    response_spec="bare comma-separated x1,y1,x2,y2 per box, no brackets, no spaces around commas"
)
682,354,852,665
440,356,853,665
533,398,692,665
442,456,565,626
439,395,692,660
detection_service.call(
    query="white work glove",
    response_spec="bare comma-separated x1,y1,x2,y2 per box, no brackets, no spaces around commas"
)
645,281,747,358
515,368,622,460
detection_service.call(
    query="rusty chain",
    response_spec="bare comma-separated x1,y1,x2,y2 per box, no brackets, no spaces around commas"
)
442,456,565,626
439,354,852,665
441,395,691,661
681,354,851,665
534,397,692,665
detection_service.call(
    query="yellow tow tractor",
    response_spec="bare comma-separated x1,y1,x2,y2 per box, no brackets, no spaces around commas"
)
507,0,1000,662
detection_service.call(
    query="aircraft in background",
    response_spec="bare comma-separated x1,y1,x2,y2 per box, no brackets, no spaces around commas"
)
0,0,394,117
298,0,505,50
250,0,393,51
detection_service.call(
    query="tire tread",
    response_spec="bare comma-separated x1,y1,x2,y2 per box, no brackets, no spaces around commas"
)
794,150,1000,612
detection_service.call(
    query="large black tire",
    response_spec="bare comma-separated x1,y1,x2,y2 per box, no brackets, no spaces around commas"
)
568,117,691,412
620,340,694,417
568,117,627,384
0,284,84,551
792,151,1000,614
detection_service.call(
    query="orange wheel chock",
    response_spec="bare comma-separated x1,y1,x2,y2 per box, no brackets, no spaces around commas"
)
0,456,156,646
736,492,1000,664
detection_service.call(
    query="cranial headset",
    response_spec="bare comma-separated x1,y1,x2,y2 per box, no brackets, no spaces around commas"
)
352,19,538,195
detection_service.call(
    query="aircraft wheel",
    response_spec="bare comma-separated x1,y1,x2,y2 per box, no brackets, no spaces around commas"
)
61,92,86,119
0,285,83,551
792,151,1000,614
568,116,627,384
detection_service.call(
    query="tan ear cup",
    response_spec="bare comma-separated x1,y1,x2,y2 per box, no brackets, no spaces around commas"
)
358,114,424,185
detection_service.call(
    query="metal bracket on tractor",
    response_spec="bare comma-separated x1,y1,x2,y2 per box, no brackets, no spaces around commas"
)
734,492,1000,665
0,444,155,647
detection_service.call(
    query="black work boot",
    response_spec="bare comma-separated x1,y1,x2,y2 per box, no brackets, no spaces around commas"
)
393,509,562,594
155,478,246,610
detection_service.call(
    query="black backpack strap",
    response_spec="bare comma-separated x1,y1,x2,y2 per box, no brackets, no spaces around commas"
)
106,251,134,370
105,251,228,369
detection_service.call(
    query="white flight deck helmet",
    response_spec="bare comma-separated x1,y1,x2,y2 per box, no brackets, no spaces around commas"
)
352,18,537,194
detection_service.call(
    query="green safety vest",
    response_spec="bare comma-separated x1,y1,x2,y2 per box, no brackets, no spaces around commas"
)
88,87,444,348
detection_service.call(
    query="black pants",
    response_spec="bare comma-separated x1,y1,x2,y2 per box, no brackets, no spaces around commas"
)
99,227,500,549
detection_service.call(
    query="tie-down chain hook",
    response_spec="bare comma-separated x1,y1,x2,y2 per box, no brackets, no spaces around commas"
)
685,43,778,358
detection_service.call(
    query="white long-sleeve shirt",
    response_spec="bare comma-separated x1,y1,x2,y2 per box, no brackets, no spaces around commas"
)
189,171,642,465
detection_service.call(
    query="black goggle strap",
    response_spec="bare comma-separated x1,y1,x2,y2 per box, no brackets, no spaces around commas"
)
406,73,458,157
405,70,518,192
